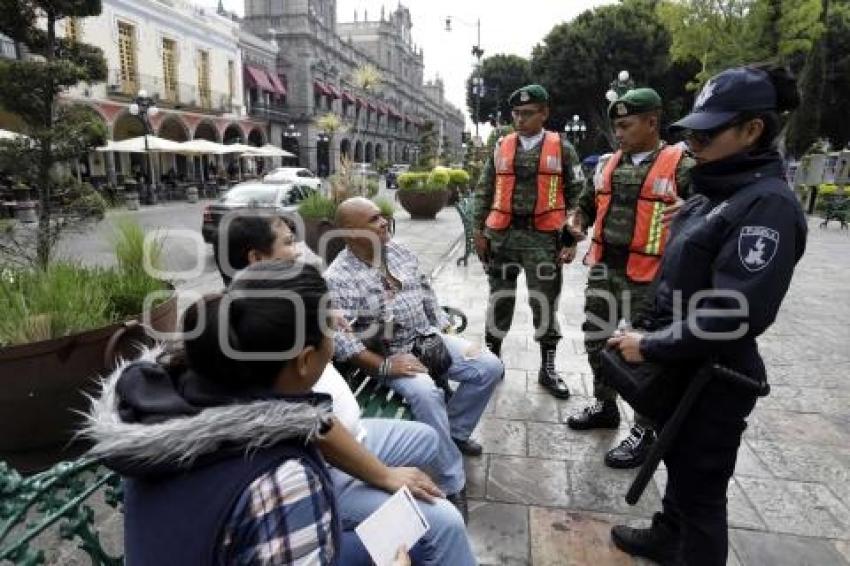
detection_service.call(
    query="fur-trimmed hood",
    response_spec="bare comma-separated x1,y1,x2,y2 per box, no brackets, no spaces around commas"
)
80,346,332,478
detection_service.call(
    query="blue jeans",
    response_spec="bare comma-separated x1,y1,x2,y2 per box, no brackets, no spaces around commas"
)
385,334,502,495
331,419,476,566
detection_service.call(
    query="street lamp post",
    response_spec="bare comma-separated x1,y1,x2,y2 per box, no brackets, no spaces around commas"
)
283,123,302,166
564,114,587,145
445,16,484,138
128,89,159,204
605,69,635,103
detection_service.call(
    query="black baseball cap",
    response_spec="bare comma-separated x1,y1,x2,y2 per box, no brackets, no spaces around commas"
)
671,67,777,132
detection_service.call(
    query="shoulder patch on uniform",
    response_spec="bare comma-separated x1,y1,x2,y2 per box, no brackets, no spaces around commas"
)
738,226,779,272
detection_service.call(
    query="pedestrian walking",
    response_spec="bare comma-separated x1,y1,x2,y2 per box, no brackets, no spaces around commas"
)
566,88,695,469
473,84,585,399
608,64,807,565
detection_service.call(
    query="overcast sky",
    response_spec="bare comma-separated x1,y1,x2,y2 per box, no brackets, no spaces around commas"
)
202,0,616,132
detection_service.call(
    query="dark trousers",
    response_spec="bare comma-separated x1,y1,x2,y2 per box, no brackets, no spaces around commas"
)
659,378,758,565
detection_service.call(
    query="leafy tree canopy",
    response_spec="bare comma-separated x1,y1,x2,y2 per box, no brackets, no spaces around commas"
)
465,54,531,125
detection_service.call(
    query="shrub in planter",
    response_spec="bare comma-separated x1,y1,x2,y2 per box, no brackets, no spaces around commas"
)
447,168,471,205
372,195,396,234
298,192,344,263
397,169,450,220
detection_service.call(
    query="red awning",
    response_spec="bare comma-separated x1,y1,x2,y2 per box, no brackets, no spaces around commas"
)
326,83,341,99
313,80,331,96
245,65,275,92
376,102,387,115
342,90,356,104
356,96,367,108
366,100,376,111
267,72,287,96
388,107,401,119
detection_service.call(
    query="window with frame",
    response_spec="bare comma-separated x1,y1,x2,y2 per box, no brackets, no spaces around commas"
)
162,38,178,102
117,21,138,95
197,49,211,109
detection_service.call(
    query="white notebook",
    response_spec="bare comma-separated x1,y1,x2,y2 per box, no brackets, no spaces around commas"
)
354,485,430,566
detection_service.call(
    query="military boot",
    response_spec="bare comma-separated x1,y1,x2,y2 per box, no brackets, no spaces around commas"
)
611,512,680,564
485,334,505,381
605,425,656,469
567,399,621,430
538,344,570,399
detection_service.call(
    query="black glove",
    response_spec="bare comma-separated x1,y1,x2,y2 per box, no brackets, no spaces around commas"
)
559,227,576,248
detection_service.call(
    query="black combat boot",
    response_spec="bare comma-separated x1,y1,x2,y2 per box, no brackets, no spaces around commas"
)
485,334,505,381
604,425,656,469
611,512,680,564
538,344,570,399
567,399,621,430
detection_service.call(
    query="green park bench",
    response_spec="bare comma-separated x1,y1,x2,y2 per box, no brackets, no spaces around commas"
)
454,191,477,266
0,306,468,564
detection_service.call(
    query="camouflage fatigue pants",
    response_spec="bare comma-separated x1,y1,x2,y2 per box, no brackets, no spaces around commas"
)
582,264,653,426
485,240,562,346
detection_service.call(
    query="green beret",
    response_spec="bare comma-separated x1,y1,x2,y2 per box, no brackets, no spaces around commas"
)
608,87,663,119
508,84,549,107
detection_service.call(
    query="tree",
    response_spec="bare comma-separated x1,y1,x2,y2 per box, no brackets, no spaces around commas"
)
0,0,107,269
416,121,438,169
820,1,850,149
465,54,531,126
530,0,672,151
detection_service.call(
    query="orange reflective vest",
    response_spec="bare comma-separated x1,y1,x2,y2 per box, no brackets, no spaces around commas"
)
485,131,566,231
587,145,684,283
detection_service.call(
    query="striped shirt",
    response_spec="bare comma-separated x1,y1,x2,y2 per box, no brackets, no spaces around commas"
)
325,241,450,361
221,458,335,565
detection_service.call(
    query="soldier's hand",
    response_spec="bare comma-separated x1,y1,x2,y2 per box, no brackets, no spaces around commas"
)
607,331,645,363
557,245,578,266
474,232,490,264
565,212,586,241
662,198,685,225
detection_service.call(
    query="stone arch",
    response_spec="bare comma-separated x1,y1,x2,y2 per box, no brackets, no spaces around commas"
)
365,141,373,163
223,123,243,145
247,126,265,146
157,115,190,141
402,145,410,163
194,120,219,142
112,111,145,141
375,143,384,162
354,140,363,162
340,138,351,160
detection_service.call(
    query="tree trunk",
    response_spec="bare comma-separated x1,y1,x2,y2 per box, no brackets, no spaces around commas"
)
36,12,57,270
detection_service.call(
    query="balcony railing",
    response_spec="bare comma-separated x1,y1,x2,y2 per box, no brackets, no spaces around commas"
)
249,102,289,122
105,68,233,114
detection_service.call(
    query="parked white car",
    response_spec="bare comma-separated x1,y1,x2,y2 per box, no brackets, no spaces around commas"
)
263,167,323,191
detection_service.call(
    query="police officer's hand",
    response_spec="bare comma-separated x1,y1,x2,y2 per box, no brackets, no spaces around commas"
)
392,546,412,566
607,331,645,363
557,245,577,266
387,353,428,377
662,198,685,225
474,231,490,264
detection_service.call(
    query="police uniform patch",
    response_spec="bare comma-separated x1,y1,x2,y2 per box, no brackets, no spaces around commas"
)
616,103,627,116
738,226,779,272
694,79,717,110
520,90,530,102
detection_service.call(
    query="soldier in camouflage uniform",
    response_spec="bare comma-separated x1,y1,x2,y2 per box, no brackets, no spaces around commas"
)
566,88,694,468
473,84,585,399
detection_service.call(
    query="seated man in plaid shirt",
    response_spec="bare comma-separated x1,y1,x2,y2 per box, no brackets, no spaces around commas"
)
326,197,503,517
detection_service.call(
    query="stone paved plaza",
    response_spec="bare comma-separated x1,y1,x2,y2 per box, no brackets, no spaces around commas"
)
430,216,850,565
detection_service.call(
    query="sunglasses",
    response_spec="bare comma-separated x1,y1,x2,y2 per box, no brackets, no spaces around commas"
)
683,118,745,147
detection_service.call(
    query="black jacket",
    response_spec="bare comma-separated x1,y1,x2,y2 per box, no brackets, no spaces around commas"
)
640,150,807,379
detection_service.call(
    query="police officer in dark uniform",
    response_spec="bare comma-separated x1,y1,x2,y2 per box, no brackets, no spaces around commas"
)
607,65,807,565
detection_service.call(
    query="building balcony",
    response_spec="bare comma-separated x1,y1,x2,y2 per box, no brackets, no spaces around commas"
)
249,102,290,122
105,68,234,115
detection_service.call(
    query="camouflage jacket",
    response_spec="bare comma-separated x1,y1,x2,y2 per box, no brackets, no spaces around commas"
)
473,132,585,250
577,142,695,250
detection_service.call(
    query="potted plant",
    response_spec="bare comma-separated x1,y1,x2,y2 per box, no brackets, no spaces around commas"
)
396,169,450,220
298,191,343,264
0,220,176,472
372,195,396,234
447,168,471,205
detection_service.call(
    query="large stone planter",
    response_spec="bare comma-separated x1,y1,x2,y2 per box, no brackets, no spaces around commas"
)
303,217,346,265
0,293,178,473
397,189,449,220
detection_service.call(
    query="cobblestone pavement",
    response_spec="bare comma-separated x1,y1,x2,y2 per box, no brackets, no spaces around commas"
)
432,218,850,565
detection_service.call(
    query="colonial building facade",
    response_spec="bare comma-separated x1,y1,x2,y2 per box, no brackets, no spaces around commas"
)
243,0,466,174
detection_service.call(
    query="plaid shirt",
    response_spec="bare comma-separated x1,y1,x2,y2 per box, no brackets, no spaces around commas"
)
325,241,450,361
221,458,335,565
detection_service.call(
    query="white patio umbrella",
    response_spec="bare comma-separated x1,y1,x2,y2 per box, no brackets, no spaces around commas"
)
175,140,242,185
0,129,27,141
96,135,184,153
251,144,295,158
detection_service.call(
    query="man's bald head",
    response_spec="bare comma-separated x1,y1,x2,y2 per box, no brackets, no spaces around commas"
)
335,197,377,228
